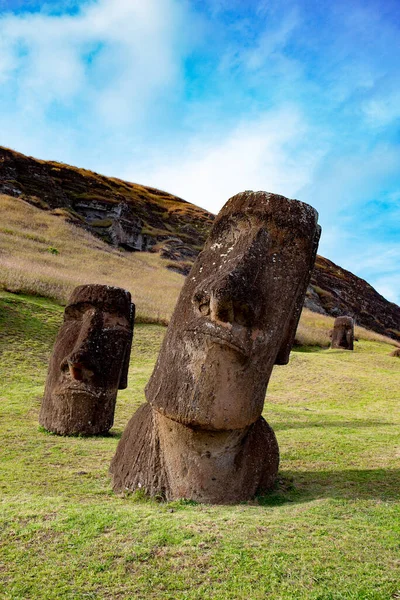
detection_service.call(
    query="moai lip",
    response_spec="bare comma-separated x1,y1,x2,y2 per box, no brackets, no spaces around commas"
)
331,316,354,351
39,284,134,435
110,191,321,503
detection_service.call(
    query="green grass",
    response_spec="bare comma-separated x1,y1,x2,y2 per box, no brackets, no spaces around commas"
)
1,291,400,600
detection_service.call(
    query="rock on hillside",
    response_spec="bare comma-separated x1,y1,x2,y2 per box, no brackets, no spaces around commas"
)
1,145,399,341
306,256,399,340
0,146,213,265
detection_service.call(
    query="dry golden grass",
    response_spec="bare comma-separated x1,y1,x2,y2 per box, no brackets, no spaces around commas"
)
295,309,333,347
0,195,183,323
297,307,397,348
0,193,397,347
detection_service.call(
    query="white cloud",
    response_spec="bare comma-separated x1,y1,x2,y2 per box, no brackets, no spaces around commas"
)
363,90,400,129
131,105,325,213
299,143,400,226
0,0,399,307
0,0,190,126
243,9,299,71
371,275,400,305
318,226,400,305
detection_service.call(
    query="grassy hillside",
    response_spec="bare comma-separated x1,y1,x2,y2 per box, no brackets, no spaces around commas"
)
1,291,399,599
0,145,213,256
2,144,400,341
0,194,396,349
0,194,184,324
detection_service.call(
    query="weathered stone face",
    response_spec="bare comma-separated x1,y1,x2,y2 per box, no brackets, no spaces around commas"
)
39,284,134,435
331,316,354,350
146,191,321,430
111,191,320,503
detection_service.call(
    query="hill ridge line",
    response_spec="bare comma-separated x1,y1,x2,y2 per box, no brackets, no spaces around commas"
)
1,145,399,340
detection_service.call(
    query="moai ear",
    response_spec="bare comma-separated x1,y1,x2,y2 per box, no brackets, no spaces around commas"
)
274,225,321,365
119,302,135,390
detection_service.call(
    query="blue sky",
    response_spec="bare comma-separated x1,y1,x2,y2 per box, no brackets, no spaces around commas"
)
1,0,399,304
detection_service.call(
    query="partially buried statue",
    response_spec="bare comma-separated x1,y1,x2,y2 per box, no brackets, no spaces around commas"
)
111,191,321,503
331,316,354,351
39,284,134,435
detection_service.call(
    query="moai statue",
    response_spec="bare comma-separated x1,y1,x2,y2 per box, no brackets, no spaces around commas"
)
39,284,134,435
331,316,354,350
390,347,400,357
110,191,320,503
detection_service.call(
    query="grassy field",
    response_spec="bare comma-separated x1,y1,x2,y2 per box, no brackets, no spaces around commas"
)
1,290,399,600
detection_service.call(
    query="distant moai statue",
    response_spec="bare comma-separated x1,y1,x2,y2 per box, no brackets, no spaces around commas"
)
110,191,321,503
39,284,134,435
331,316,354,350
390,347,400,357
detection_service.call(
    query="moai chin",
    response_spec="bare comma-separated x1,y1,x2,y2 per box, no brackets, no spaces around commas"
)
331,316,354,351
110,191,321,503
39,284,134,435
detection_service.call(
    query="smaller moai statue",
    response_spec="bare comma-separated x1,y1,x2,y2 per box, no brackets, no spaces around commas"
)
331,316,354,350
390,347,400,357
39,284,134,435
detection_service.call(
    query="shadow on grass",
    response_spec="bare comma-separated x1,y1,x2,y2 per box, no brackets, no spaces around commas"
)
292,345,328,353
38,425,123,439
106,430,123,439
258,469,400,506
273,419,395,431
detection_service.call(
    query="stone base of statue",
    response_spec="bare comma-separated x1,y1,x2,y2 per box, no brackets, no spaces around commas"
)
110,403,279,503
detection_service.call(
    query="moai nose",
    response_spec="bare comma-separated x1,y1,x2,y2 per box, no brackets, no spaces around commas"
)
194,270,256,328
65,309,101,381
67,360,94,382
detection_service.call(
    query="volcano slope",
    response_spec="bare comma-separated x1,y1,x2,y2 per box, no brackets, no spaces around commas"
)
1,145,399,341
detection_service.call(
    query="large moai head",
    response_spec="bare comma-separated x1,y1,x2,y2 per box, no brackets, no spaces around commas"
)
331,316,354,351
111,191,321,503
146,191,321,431
39,284,134,435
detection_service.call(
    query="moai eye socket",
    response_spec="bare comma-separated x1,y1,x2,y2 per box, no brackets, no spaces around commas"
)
233,301,253,327
64,302,94,322
215,298,234,323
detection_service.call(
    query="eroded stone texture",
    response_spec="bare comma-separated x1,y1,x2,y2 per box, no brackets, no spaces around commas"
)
39,284,134,435
111,191,320,503
331,316,354,350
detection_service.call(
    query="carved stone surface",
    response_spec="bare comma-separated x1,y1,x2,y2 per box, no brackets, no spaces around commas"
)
111,191,320,503
39,284,134,435
331,316,354,350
